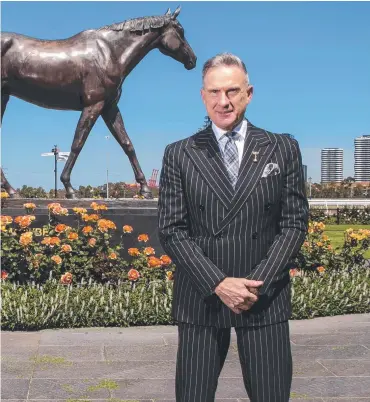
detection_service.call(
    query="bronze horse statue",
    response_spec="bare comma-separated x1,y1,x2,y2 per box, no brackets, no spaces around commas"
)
1,7,196,198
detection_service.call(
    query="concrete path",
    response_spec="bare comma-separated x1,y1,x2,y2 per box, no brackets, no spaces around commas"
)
1,314,370,401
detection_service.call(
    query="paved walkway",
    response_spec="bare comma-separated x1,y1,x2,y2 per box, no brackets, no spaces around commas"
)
1,314,370,401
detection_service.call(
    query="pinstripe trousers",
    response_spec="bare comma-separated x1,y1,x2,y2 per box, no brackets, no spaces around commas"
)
176,321,292,402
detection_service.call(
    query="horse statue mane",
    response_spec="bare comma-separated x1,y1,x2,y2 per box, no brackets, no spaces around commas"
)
101,15,170,33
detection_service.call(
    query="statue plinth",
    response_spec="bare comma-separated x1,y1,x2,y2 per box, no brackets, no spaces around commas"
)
1,198,164,255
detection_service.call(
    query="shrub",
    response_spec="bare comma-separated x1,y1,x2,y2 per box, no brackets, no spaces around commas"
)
0,202,175,286
1,268,368,330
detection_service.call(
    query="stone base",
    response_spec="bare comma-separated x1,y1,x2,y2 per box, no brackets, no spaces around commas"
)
1,198,164,255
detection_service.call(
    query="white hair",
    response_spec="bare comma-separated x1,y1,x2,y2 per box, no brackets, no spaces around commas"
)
202,52,249,84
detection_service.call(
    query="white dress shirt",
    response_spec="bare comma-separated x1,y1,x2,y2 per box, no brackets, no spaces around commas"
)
212,119,248,167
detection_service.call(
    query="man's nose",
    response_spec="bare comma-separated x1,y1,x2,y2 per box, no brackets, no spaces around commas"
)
218,92,230,107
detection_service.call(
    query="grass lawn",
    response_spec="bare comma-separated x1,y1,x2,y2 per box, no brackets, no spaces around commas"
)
324,224,370,258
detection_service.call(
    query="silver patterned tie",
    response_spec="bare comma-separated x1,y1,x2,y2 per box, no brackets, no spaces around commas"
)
223,131,239,188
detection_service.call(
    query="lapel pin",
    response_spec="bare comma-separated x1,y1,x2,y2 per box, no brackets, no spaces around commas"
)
252,151,260,163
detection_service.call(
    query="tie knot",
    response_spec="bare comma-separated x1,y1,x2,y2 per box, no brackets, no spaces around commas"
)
225,131,238,140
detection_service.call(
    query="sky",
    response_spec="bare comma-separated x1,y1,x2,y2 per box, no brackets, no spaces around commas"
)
1,1,370,191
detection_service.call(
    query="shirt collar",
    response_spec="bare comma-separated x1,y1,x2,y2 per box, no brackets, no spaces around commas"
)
212,119,248,143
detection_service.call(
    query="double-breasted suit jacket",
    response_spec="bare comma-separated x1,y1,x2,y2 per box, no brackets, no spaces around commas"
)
158,121,309,328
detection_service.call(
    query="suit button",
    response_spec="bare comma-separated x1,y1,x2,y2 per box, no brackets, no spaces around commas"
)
199,204,205,211
252,232,258,239
264,203,271,211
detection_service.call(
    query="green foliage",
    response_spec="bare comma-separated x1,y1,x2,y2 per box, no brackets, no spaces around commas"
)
291,268,369,319
18,185,48,198
1,269,368,330
1,279,173,330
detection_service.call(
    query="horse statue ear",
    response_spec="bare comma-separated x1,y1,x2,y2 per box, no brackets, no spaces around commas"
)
165,8,171,16
172,6,181,19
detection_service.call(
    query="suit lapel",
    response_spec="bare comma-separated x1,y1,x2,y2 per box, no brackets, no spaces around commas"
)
215,123,278,235
184,126,234,209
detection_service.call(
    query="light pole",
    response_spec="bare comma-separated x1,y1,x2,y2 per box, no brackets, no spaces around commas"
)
51,145,59,198
105,135,110,199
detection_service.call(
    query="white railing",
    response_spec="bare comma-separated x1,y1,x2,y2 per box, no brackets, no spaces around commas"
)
309,199,370,208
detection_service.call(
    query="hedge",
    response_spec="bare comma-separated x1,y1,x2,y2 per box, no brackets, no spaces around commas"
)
2,268,369,331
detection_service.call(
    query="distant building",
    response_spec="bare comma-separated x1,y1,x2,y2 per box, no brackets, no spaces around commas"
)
321,148,343,184
354,135,370,182
302,165,308,182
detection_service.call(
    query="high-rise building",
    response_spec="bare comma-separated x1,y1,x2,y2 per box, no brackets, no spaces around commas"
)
354,135,370,182
321,148,343,183
302,165,308,182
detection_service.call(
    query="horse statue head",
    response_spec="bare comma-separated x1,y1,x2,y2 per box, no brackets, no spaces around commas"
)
156,7,196,70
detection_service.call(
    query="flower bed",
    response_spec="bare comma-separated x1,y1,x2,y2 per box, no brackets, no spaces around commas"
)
0,201,175,286
1,203,369,329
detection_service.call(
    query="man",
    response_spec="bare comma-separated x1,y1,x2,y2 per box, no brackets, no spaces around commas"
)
158,53,309,402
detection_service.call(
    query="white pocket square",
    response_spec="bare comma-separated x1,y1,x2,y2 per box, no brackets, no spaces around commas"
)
261,163,280,178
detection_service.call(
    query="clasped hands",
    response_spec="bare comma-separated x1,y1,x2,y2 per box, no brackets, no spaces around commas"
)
214,277,264,314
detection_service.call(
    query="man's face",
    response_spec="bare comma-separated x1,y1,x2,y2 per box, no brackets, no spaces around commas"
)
201,65,253,131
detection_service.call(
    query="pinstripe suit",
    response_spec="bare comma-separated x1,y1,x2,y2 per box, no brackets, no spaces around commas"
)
158,120,309,401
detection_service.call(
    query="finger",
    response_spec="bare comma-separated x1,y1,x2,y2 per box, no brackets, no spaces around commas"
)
237,302,254,311
243,290,258,303
231,306,242,314
248,287,259,296
243,279,264,288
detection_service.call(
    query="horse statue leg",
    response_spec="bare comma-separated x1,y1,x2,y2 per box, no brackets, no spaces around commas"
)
102,103,152,199
1,91,17,198
60,101,105,199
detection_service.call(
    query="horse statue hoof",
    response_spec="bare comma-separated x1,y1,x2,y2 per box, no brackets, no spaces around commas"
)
140,185,153,199
66,192,76,199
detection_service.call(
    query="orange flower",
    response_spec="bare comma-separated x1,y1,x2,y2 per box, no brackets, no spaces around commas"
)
123,225,133,233
61,244,72,253
14,215,35,228
73,207,87,215
327,245,333,251
88,238,97,247
19,231,33,246
23,202,36,210
41,236,51,245
143,247,155,256
82,226,93,235
289,268,298,277
55,223,67,233
68,232,79,241
60,272,73,284
82,213,100,222
128,248,140,256
322,235,329,241
1,270,9,280
48,202,61,210
108,252,117,260
148,256,162,268
166,271,174,281
91,202,108,211
303,241,310,248
317,266,325,273
128,268,140,281
316,242,323,247
1,215,13,225
50,237,61,246
51,255,62,264
138,234,149,243
160,255,172,265
97,219,116,233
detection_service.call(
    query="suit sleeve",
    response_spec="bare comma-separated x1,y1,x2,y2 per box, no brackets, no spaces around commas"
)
247,138,309,294
158,144,227,299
